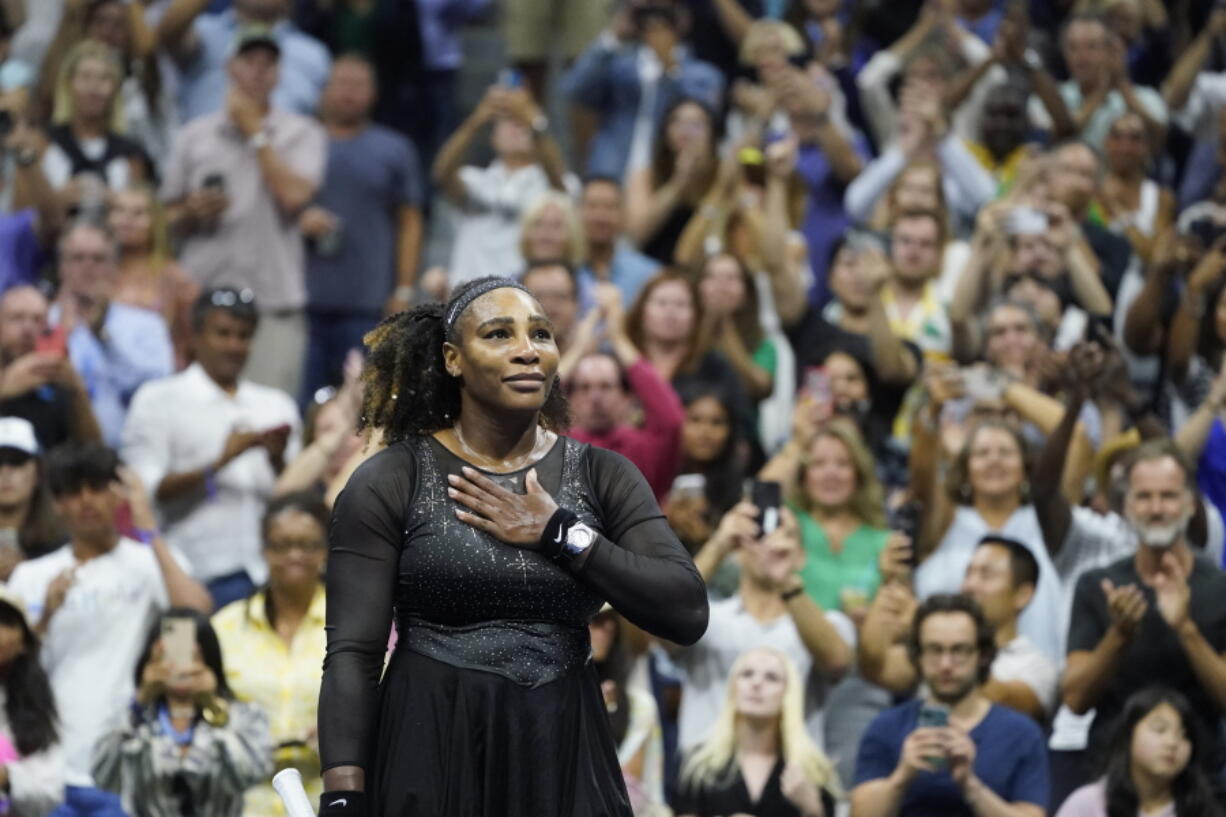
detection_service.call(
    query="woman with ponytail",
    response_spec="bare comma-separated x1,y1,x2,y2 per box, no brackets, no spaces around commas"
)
675,646,840,817
0,588,62,817
317,277,708,817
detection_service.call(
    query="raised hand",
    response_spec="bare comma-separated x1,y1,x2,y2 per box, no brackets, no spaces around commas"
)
780,761,826,816
878,532,913,585
896,727,945,784
1152,551,1191,632
944,727,977,789
449,467,560,548
1101,578,1148,639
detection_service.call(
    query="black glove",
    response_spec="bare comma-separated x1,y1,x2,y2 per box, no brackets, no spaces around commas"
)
319,791,366,817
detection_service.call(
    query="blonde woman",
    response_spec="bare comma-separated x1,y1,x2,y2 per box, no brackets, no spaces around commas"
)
44,40,151,215
109,185,199,368
519,190,586,268
674,646,840,817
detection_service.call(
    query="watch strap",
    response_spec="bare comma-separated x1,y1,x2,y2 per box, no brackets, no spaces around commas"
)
320,791,366,817
540,507,578,559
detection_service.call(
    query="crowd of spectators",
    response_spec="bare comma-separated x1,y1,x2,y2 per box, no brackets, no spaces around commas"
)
0,0,1224,816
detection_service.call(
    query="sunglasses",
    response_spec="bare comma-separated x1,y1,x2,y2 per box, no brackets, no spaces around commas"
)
209,289,256,307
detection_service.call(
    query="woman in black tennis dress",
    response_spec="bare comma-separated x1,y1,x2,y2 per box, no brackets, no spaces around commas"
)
317,277,709,817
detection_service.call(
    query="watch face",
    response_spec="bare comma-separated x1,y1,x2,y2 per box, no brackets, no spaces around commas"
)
566,522,596,555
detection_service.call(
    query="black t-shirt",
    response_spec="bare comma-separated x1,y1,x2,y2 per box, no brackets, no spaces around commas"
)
1068,553,1226,772
681,0,765,81
1083,221,1132,304
673,757,835,817
0,385,74,451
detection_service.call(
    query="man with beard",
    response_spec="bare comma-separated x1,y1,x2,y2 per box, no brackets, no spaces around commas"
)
851,594,1049,817
1062,439,1226,786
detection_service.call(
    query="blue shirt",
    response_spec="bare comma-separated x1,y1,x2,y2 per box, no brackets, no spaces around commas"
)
0,210,40,292
796,132,870,307
306,125,423,314
575,241,660,312
854,700,1049,817
57,302,174,447
1199,419,1226,568
176,11,331,123
416,0,490,71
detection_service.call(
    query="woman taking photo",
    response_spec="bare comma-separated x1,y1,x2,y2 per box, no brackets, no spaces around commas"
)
0,588,62,817
1055,687,1222,817
625,99,720,264
674,646,839,817
109,185,199,368
317,277,708,817
93,609,272,817
213,492,329,816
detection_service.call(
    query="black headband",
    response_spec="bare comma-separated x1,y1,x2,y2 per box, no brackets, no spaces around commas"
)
444,278,532,333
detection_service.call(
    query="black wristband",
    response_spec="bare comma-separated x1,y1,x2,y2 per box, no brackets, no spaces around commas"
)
780,586,805,602
319,791,365,817
540,507,578,559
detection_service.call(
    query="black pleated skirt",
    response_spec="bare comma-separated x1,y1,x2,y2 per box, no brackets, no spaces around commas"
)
368,649,634,817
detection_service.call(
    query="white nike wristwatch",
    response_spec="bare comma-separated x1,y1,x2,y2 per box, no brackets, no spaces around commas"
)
563,521,598,558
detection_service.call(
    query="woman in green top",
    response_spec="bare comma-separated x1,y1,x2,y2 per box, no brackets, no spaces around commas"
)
696,252,776,403
786,420,895,616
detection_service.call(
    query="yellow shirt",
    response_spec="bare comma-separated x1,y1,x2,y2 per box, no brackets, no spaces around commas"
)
213,587,327,817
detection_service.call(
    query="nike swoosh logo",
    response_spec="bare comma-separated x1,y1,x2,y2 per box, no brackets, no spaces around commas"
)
329,799,348,808
553,527,564,543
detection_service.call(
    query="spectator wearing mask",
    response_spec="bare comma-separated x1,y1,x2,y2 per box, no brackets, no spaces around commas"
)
213,492,328,816
6,443,210,810
43,41,153,220
562,0,724,182
433,82,571,287
109,185,200,370
575,176,659,308
162,26,327,398
0,418,65,581
51,222,174,447
1029,14,1166,150
1054,687,1223,817
1063,439,1226,787
0,285,100,451
93,609,272,817
0,586,63,817
674,647,841,817
300,54,423,403
155,0,330,123
860,536,1060,722
681,502,853,751
564,283,684,502
122,287,301,609
851,594,1048,817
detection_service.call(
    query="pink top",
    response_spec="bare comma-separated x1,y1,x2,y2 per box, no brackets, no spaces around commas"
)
1055,780,1175,817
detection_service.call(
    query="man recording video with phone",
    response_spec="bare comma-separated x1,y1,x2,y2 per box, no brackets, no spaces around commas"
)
851,594,1048,817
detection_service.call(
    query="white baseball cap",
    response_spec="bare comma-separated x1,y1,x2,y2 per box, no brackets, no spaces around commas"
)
0,417,39,457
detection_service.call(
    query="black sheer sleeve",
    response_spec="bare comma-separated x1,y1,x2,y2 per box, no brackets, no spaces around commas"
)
318,444,414,773
573,448,708,646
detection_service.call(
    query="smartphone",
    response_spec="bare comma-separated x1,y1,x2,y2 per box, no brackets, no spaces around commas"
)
670,473,707,502
161,617,196,673
960,368,1001,403
891,500,923,567
497,68,522,88
34,326,67,358
750,479,782,536
917,703,950,770
803,366,832,405
202,172,226,194
1005,205,1048,237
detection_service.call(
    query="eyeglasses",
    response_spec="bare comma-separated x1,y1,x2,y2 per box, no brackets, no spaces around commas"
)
264,538,326,555
919,643,978,663
209,288,256,307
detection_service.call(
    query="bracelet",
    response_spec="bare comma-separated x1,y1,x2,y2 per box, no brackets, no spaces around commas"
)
132,528,160,546
539,507,578,560
203,466,219,501
781,586,805,602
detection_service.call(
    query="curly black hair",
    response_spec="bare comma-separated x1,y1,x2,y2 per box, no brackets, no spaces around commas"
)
358,278,569,444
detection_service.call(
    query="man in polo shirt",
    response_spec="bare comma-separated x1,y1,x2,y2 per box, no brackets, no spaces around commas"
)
155,0,330,122
121,288,301,609
162,26,326,399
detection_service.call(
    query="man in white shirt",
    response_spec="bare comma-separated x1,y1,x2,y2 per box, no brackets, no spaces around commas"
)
677,502,854,750
433,82,573,286
121,287,301,609
860,536,1059,722
7,442,210,805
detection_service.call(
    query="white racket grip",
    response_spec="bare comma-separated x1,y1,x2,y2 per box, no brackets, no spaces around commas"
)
272,768,316,817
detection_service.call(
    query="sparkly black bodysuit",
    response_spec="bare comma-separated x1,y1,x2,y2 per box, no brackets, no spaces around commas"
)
319,435,708,817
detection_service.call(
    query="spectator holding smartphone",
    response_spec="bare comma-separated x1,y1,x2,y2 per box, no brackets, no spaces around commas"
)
92,609,272,817
851,594,1048,817
121,287,302,609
